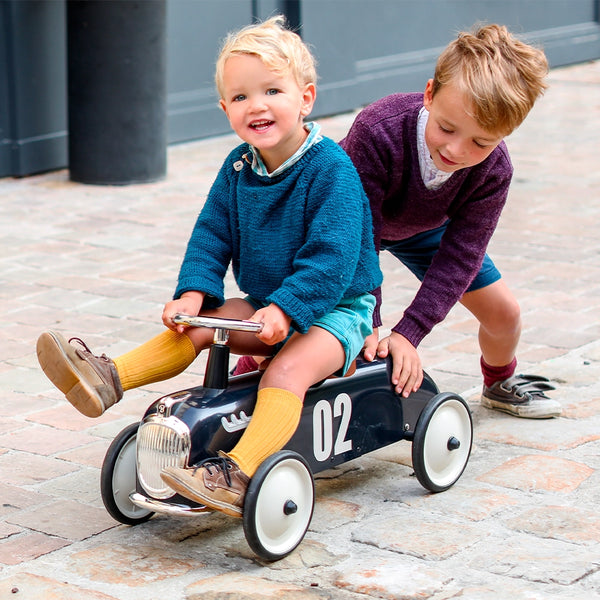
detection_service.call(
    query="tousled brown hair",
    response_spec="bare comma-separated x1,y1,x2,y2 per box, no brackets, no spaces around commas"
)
432,24,548,136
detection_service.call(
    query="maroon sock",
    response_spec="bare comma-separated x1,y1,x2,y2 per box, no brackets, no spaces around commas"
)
480,356,517,388
232,355,259,376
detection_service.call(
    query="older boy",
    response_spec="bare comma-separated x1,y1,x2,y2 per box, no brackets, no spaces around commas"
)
340,24,560,419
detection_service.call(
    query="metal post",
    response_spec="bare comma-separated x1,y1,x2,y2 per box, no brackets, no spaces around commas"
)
67,0,167,185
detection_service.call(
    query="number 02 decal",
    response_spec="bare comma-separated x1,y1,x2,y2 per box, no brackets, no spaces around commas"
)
312,393,353,462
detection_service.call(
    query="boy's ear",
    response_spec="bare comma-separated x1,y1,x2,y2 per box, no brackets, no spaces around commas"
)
423,79,434,110
219,99,227,114
300,83,317,117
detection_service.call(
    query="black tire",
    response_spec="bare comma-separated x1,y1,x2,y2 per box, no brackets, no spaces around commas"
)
243,450,314,561
100,422,154,525
412,393,473,492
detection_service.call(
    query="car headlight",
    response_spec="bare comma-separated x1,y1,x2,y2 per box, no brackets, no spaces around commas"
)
136,415,191,499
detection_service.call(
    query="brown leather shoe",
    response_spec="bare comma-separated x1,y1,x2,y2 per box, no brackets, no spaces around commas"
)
161,453,249,518
36,331,123,418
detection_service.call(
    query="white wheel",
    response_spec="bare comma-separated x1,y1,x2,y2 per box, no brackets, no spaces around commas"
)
101,423,154,524
243,450,314,561
412,393,472,492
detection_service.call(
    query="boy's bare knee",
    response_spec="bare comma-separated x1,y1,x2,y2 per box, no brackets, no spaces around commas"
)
482,298,521,336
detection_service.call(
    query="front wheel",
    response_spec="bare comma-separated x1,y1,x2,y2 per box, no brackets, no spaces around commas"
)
412,393,473,492
101,422,154,525
243,450,314,561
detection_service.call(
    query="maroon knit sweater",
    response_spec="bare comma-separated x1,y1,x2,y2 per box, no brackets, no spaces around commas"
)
340,93,513,347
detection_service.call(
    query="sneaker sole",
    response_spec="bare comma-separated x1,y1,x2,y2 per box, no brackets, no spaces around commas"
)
37,332,106,418
481,394,562,419
161,470,242,518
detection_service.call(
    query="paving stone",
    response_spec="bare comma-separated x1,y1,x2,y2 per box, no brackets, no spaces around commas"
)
0,425,103,456
26,405,121,433
55,440,110,469
259,539,345,569
466,532,598,585
0,572,119,599
6,499,115,541
352,511,482,560
477,455,594,493
501,504,600,547
185,573,329,599
474,415,600,451
310,498,365,533
560,395,600,419
0,418,21,436
0,452,78,486
0,367,50,395
0,522,21,539
402,485,520,521
37,468,106,508
0,532,69,565
0,483,52,517
444,581,594,600
334,556,453,599
70,543,198,587
578,567,600,597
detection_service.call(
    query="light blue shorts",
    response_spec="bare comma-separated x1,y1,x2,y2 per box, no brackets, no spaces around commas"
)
245,293,375,376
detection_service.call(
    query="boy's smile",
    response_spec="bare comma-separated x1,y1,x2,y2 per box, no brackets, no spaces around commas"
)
423,79,503,173
219,54,316,173
250,120,273,132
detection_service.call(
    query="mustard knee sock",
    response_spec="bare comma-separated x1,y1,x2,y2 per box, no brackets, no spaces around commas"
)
113,329,197,391
227,387,302,477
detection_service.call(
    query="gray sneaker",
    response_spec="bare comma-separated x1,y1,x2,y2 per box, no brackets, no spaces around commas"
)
37,331,123,418
481,374,561,419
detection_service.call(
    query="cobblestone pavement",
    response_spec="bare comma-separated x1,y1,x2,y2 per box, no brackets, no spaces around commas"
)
1,60,599,599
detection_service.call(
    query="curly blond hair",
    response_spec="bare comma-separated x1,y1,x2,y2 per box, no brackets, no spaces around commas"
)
432,24,548,136
215,15,317,98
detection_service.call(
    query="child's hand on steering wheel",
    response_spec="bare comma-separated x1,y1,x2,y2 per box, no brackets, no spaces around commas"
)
162,291,205,333
251,303,292,345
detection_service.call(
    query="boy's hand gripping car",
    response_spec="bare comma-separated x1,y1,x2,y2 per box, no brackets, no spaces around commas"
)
101,315,472,561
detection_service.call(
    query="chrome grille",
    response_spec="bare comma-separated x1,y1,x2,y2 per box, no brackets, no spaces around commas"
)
136,415,191,499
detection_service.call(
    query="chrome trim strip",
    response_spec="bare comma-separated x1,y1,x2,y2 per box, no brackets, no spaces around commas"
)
129,493,211,516
141,412,192,439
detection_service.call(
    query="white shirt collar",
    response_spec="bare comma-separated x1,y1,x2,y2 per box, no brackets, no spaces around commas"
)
417,106,453,190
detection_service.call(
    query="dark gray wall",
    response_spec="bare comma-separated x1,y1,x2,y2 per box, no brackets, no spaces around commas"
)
166,0,251,141
1,0,67,176
305,0,600,117
1,0,599,178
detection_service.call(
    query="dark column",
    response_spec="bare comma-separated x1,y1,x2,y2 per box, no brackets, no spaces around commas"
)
67,0,167,185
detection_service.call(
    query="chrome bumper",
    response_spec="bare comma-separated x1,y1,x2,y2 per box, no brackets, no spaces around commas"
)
129,492,211,517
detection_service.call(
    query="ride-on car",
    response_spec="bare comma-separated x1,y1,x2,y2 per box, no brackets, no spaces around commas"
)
101,315,473,561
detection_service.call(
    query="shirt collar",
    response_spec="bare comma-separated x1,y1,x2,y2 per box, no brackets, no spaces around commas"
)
250,122,323,178
417,106,453,190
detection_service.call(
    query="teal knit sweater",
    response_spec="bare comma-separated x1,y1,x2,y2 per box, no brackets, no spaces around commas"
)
175,137,382,334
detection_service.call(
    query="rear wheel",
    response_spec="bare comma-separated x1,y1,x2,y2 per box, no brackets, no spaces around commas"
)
412,393,472,492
